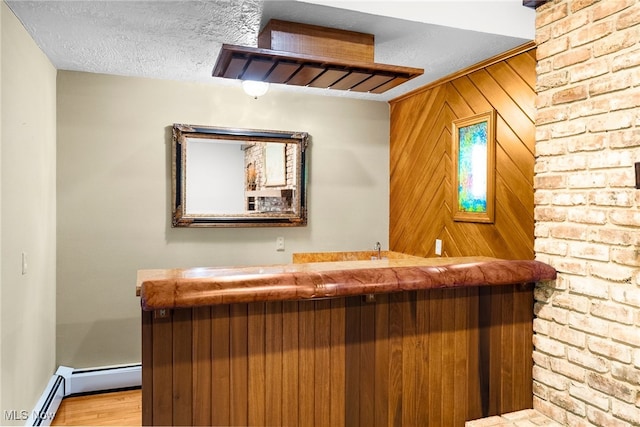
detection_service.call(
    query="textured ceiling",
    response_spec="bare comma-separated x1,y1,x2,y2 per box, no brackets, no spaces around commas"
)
6,0,534,101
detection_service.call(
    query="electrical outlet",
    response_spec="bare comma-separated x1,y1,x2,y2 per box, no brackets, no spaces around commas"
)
435,239,442,256
276,237,285,251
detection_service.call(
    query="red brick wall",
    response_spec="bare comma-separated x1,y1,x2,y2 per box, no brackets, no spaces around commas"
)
534,1,640,425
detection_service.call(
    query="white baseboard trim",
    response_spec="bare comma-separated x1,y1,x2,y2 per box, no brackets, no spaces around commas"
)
61,363,141,396
24,375,64,426
26,364,141,426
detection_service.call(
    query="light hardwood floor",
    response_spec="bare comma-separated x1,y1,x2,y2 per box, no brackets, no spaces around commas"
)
52,389,141,426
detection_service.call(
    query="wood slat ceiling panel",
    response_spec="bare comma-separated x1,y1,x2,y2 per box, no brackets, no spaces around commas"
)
266,62,302,83
329,71,372,90
389,47,536,260
371,76,409,94
212,44,423,93
308,69,349,88
222,57,246,79
286,65,325,86
351,74,394,92
243,58,274,80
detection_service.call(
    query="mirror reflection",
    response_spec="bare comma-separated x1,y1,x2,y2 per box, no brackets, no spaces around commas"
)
172,124,308,227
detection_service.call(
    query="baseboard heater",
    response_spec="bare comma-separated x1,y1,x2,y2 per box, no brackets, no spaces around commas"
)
26,364,141,426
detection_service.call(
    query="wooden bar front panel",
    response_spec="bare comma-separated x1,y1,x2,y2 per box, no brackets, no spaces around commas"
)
142,284,534,426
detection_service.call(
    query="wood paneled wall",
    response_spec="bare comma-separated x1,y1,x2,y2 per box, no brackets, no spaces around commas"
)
389,46,537,259
142,284,534,426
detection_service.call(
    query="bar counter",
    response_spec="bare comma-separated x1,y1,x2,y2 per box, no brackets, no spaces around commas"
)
138,253,556,427
137,255,556,310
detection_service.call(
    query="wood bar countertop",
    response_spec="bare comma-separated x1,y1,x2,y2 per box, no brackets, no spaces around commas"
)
136,255,556,311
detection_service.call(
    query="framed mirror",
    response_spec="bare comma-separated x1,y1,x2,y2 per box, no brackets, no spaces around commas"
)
172,124,309,227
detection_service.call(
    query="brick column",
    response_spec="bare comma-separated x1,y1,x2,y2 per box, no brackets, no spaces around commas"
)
534,0,640,425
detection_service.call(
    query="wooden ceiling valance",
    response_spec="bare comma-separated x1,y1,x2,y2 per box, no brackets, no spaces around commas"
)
212,19,423,94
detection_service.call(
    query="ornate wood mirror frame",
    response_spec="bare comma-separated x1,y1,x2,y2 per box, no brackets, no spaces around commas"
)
172,124,308,227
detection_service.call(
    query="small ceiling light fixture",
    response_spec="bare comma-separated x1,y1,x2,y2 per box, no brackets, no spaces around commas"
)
242,80,270,99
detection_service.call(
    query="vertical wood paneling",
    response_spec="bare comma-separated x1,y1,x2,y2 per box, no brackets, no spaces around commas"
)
248,303,266,426
151,313,173,426
501,288,515,413
441,289,456,425
192,307,211,426
401,292,417,426
281,301,299,427
329,298,346,426
388,292,404,426
141,311,153,426
514,284,534,408
415,290,430,427
478,289,492,417
488,288,503,416
172,309,192,426
143,285,534,427
390,48,536,260
428,291,443,426
230,304,248,426
373,294,389,427
466,287,482,420
344,297,361,426
265,302,283,426
298,301,315,426
360,300,375,427
211,305,230,426
454,289,470,427
315,300,332,427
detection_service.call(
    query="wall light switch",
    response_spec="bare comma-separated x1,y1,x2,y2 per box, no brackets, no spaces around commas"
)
435,239,442,256
22,252,27,275
276,237,285,252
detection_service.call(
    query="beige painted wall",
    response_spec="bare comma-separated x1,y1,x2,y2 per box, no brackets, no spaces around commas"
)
0,3,4,415
0,2,5,409
57,71,390,368
1,2,57,422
